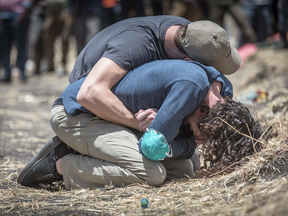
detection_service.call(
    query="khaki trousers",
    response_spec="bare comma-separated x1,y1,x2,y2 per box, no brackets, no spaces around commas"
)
50,104,196,189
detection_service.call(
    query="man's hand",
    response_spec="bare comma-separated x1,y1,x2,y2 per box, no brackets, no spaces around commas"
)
135,108,158,131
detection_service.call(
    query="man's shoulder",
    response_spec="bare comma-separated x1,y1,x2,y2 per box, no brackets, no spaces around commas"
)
147,15,191,26
114,15,190,27
169,60,219,82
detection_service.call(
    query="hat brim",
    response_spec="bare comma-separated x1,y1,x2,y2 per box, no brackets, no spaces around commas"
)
213,45,242,75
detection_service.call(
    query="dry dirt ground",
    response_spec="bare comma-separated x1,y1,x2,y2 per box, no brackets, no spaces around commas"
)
0,46,288,216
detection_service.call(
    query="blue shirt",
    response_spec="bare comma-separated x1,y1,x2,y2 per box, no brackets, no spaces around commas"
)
61,60,233,159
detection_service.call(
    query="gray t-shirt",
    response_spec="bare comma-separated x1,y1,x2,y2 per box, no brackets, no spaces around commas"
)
68,15,191,83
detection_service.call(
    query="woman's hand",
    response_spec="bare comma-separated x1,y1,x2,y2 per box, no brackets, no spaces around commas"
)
135,108,158,131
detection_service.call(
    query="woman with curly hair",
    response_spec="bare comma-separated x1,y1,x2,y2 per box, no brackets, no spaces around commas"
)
195,97,263,172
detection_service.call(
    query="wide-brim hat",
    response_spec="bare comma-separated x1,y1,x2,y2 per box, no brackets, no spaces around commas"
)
181,20,242,75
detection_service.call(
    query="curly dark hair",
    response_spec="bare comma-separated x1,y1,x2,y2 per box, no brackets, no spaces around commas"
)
198,97,263,172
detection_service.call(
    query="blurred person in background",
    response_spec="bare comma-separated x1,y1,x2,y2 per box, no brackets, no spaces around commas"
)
241,0,273,48
43,0,71,75
170,0,208,22
68,0,102,55
271,0,279,36
149,0,163,15
100,0,121,30
27,0,47,75
0,0,32,83
120,0,146,19
274,0,288,49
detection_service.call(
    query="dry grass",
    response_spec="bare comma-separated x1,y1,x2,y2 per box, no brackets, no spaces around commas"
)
0,47,288,216
1,124,287,216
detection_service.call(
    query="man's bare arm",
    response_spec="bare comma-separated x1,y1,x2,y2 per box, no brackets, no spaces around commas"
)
77,57,140,130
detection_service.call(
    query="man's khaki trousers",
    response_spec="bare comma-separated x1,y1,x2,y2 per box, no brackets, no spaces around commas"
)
50,104,198,189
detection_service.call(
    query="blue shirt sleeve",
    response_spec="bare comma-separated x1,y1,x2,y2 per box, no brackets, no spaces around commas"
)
216,74,233,99
149,80,207,143
143,80,208,159
168,137,197,159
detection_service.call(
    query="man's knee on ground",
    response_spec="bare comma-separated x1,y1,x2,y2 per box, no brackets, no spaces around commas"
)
144,162,167,186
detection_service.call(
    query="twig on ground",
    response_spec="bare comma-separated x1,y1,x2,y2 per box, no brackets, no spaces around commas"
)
214,117,265,145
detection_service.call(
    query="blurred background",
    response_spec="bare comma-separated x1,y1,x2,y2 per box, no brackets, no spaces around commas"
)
0,0,287,83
